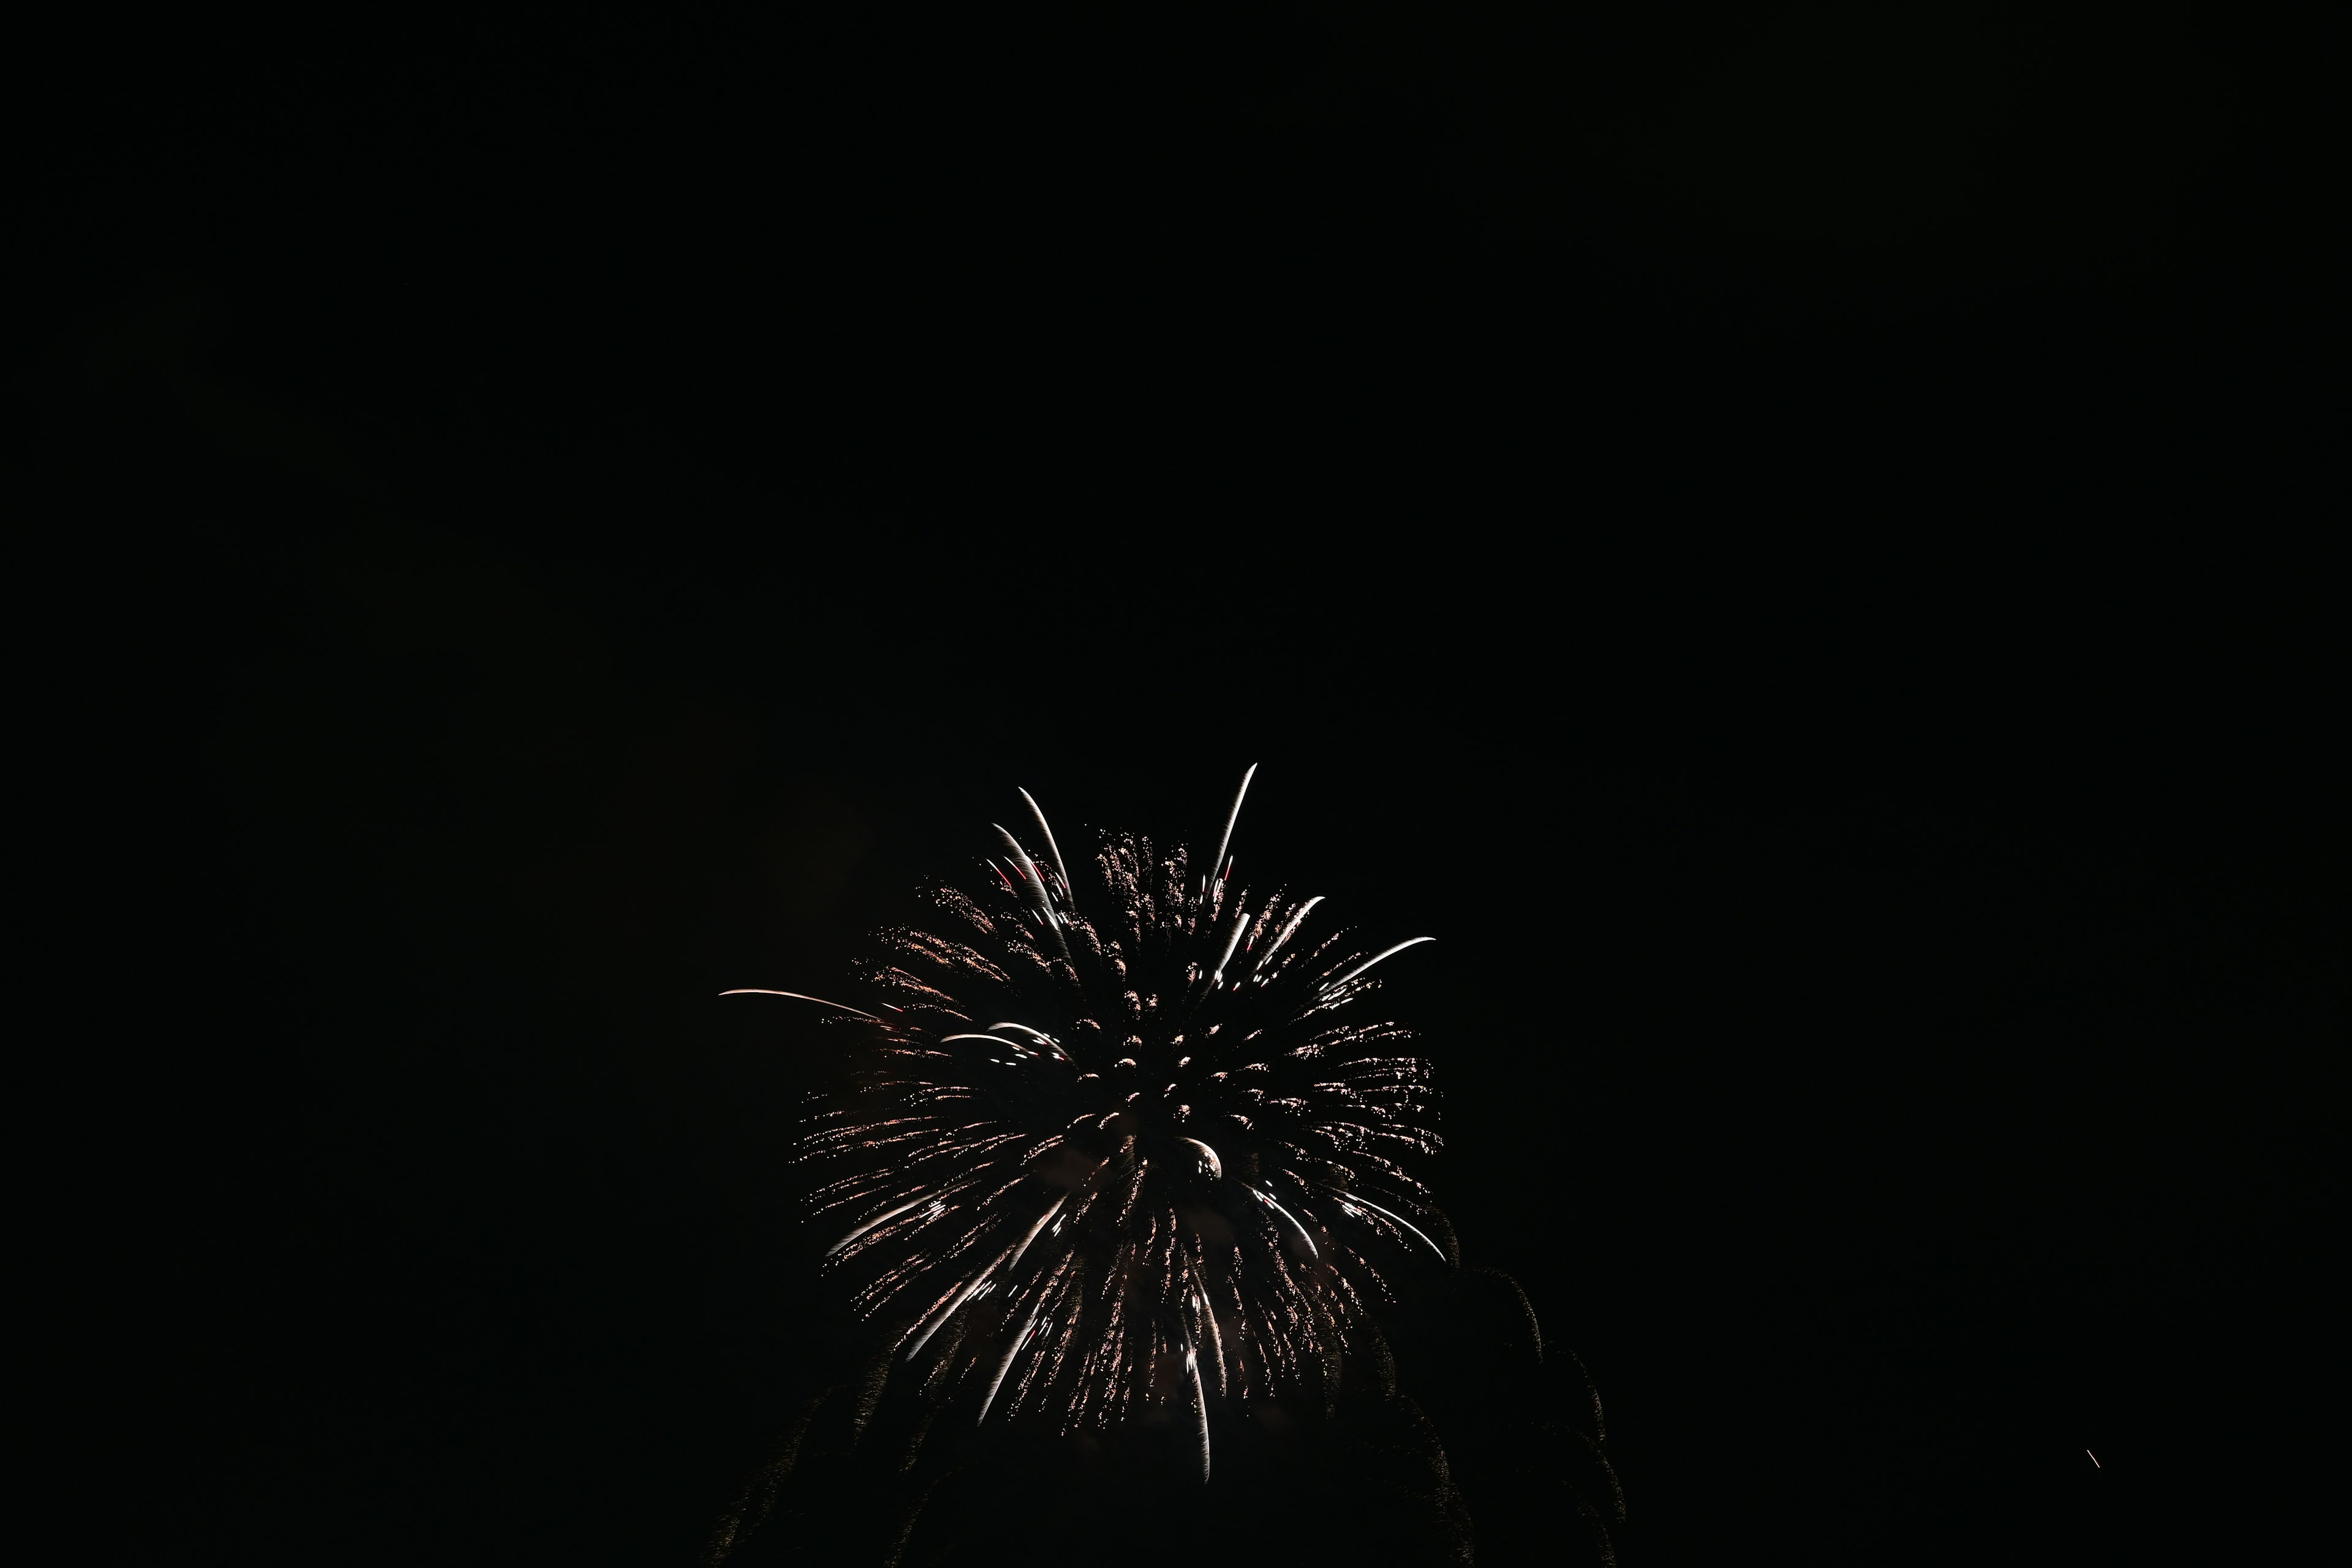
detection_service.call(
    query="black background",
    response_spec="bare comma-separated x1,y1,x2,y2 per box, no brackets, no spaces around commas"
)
20,4,2346,1564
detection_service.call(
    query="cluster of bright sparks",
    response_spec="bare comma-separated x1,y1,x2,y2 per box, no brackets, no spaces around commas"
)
730,768,1449,1479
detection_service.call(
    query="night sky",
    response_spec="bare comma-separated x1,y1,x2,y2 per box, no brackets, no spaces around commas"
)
26,6,2346,1564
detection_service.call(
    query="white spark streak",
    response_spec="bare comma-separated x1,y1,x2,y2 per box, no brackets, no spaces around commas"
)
1321,936,1434,992
1016,787,1072,906
826,1190,943,1257
1205,763,1257,895
1251,895,1324,979
987,1022,1073,1061
1209,899,1250,988
1197,1288,1228,1398
1001,1194,1069,1278
1185,1329,1212,1480
940,1033,1025,1052
1255,1186,1317,1259
1340,1193,1449,1262
978,1289,1052,1423
992,824,1072,959
907,1234,1022,1361
718,989,881,1020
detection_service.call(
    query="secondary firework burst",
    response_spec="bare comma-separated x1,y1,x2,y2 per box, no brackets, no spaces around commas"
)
730,767,1452,1480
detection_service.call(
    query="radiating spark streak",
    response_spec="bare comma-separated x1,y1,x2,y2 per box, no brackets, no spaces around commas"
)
978,1287,1053,1423
1321,936,1435,992
1250,895,1324,981
1340,1193,1449,1262
991,826,1044,894
1209,899,1250,988
1016,787,1072,906
2087,1449,2100,1468
1197,1288,1227,1397
992,823,1074,963
1205,763,1257,894
1185,1330,1212,1480
1001,1193,1069,1278
1255,1187,1317,1259
987,1021,1073,1061
906,1240,1019,1361
718,988,881,1020
826,1190,952,1257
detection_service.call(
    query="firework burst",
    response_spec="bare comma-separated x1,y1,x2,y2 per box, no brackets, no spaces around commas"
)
732,767,1453,1480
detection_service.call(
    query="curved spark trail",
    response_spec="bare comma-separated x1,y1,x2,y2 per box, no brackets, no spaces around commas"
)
735,769,1452,1476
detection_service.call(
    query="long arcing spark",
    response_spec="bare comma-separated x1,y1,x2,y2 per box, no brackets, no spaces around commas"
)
992,823,1072,959
1208,899,1250,988
1341,1193,1450,1262
1250,895,1324,979
987,1021,1073,1061
1016,787,1072,906
905,1191,1079,1365
1185,1329,1212,1481
826,1190,949,1258
1256,1186,1318,1260
939,1033,1027,1054
905,1236,1021,1361
719,988,882,1020
1001,1193,1070,1278
990,824,1049,905
1321,936,1435,992
1196,1287,1228,1398
1206,763,1257,893
978,1286,1053,1424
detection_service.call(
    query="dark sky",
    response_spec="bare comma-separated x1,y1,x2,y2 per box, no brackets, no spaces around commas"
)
25,6,2346,1565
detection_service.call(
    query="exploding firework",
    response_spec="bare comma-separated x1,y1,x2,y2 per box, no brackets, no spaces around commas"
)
731,767,1454,1480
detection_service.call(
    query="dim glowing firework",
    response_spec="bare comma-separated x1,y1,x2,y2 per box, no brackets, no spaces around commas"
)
729,767,1452,1479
